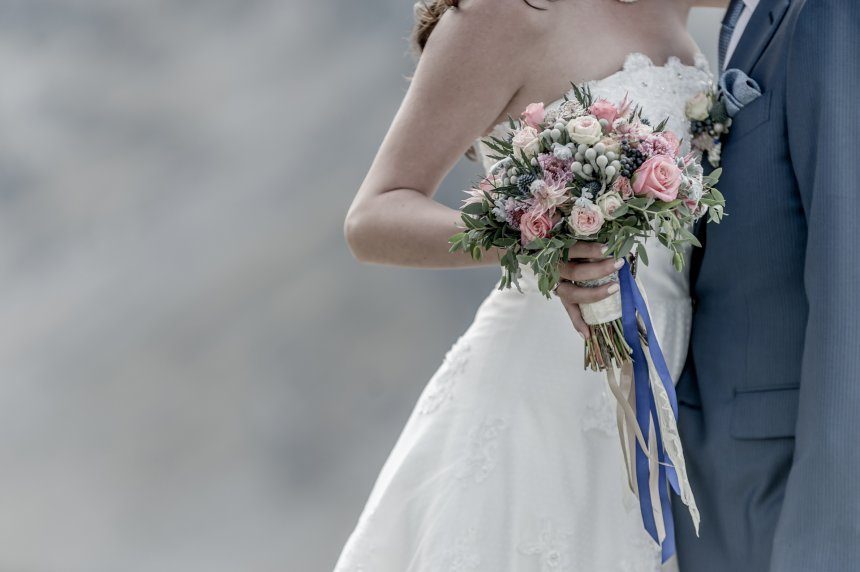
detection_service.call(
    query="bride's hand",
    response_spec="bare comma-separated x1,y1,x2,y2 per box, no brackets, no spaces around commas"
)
554,242,623,339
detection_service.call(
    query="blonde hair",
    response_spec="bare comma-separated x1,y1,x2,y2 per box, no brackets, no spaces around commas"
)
411,0,459,55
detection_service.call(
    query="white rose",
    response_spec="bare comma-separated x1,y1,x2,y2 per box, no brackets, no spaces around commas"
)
511,126,541,158
685,92,711,121
596,191,624,220
566,115,603,146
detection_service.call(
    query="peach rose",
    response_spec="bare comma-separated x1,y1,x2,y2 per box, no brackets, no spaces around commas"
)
521,102,546,129
589,99,620,125
567,203,605,237
520,208,553,245
632,155,682,202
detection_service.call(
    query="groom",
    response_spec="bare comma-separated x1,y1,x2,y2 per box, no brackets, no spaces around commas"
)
673,1,860,571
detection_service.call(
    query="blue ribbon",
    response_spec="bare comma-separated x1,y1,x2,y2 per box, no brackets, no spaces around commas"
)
618,261,682,562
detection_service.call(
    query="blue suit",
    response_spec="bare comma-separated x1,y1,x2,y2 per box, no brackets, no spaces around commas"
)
673,1,860,570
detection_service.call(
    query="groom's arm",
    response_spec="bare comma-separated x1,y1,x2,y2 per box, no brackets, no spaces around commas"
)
773,1,860,570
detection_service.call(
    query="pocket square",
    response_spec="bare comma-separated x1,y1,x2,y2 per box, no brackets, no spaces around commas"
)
718,68,763,118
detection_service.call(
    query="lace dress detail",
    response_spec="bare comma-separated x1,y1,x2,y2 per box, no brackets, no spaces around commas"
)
418,336,471,414
456,417,507,484
517,519,575,571
335,52,708,572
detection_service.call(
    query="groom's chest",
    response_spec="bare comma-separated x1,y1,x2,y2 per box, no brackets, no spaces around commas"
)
708,7,805,274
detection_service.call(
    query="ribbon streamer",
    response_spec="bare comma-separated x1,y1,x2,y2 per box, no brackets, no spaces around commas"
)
604,261,699,563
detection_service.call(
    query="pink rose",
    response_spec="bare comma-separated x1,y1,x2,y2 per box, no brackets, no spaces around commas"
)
520,208,553,245
521,102,546,129
568,203,605,237
632,155,682,202
589,99,619,126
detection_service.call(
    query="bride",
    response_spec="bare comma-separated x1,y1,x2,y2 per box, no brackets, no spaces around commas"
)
337,0,725,569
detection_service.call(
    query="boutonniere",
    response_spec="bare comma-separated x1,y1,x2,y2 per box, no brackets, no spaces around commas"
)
685,69,763,168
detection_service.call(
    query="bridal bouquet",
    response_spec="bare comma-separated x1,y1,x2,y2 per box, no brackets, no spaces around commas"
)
450,85,727,557
450,85,725,371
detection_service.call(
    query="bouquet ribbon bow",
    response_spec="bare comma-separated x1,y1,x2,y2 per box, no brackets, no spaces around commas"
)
604,260,700,562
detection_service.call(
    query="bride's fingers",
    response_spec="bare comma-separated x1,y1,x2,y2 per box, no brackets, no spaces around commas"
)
555,280,618,305
559,257,624,282
557,295,591,339
567,242,607,260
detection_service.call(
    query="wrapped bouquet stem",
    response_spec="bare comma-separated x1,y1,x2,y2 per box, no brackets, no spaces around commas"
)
450,85,726,560
576,268,631,371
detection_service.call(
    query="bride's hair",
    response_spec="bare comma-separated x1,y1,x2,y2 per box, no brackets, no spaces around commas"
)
412,0,458,54
412,0,550,54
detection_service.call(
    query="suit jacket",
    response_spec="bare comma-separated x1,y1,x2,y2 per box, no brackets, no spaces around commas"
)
673,1,860,570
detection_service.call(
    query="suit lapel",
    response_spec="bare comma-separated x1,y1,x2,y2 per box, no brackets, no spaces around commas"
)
727,0,792,74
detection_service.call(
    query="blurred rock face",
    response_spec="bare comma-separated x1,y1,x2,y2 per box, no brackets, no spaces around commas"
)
0,2,720,570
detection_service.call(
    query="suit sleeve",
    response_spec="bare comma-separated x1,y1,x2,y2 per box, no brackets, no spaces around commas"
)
771,1,860,570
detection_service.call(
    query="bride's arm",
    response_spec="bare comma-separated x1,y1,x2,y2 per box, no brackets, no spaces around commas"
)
344,0,542,268
345,0,621,339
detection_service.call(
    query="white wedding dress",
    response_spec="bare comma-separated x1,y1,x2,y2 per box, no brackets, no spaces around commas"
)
335,53,712,572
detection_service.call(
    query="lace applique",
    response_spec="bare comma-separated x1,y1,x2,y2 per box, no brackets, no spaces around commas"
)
456,417,506,484
581,387,616,437
419,338,471,414
518,519,574,571
434,527,481,571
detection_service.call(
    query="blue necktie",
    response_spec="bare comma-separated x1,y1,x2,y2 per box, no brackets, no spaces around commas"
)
719,0,746,70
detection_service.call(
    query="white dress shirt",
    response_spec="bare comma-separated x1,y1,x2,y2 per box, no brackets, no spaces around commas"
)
723,0,761,69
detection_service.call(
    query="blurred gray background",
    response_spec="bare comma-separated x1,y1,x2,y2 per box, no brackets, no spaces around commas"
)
0,2,721,570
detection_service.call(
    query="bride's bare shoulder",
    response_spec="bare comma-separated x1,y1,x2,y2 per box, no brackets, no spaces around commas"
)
420,0,560,79
430,0,554,48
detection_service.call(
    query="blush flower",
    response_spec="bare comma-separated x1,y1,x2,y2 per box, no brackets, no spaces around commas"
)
463,176,498,205
632,155,683,202
611,176,634,199
640,132,680,158
615,117,653,140
589,99,620,126
568,202,605,237
529,179,569,215
520,208,554,245
538,152,573,187
511,126,541,158
521,102,546,130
